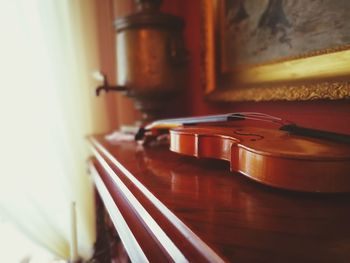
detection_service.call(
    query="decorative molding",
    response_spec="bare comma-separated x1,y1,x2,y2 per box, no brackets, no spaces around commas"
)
207,81,350,102
201,0,216,94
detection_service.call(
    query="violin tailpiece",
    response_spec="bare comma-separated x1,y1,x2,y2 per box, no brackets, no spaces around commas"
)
280,124,350,144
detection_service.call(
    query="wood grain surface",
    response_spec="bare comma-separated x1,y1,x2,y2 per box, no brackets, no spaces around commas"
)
89,135,350,262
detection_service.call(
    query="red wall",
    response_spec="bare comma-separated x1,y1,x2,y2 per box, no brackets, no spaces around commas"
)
165,0,350,135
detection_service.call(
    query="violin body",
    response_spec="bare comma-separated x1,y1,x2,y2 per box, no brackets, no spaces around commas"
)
169,125,350,193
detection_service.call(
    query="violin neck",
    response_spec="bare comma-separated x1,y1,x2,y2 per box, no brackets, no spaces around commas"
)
146,113,244,129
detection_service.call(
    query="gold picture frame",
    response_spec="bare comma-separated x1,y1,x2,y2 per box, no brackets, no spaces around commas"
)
202,0,350,101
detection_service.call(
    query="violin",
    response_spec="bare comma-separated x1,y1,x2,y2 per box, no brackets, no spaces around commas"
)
136,113,350,193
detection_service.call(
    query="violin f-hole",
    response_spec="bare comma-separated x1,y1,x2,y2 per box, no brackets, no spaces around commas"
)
233,129,264,141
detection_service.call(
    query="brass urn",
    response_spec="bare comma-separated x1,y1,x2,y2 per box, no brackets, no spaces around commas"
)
113,0,187,121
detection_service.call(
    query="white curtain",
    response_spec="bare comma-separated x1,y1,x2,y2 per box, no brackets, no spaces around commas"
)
0,0,110,261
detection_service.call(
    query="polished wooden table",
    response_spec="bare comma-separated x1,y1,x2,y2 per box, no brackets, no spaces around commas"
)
89,135,350,262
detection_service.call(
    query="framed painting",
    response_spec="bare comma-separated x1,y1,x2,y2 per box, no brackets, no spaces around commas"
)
202,0,350,101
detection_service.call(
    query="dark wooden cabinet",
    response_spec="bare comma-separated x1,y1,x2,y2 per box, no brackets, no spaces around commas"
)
89,135,350,262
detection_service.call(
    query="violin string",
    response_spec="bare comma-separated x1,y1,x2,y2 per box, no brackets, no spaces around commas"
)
236,116,284,125
144,112,293,132
232,112,292,126
235,112,282,121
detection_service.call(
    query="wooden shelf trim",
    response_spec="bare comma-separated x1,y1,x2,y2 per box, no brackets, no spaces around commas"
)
91,147,187,262
90,137,225,262
89,162,148,262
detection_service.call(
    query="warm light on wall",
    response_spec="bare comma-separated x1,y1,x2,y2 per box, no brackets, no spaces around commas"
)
239,49,350,84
